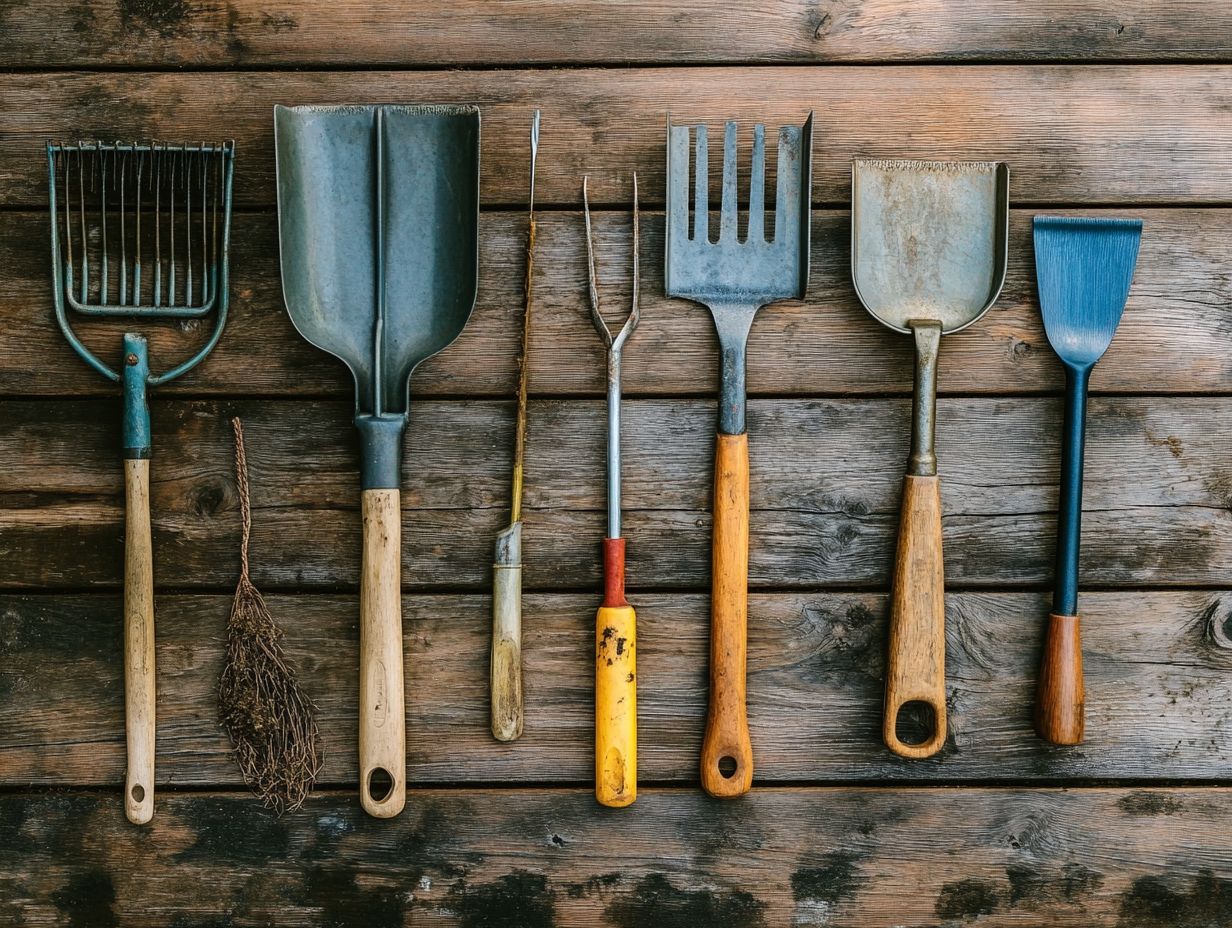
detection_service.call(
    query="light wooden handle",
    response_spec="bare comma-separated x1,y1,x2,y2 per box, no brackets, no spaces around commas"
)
596,604,637,807
490,521,524,741
1035,614,1084,745
701,432,753,798
124,459,155,825
884,474,948,759
359,489,406,818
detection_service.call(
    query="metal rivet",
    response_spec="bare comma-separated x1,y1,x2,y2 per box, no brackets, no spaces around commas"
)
126,353,139,365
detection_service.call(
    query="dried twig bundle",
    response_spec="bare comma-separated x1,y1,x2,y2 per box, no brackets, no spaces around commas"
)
219,417,323,815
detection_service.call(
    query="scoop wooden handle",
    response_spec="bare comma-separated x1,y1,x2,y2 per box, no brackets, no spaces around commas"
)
359,489,406,818
883,474,948,759
595,596,637,808
123,458,155,825
701,433,753,797
1035,613,1084,745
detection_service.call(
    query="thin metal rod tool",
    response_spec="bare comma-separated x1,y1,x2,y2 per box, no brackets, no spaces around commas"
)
490,110,540,743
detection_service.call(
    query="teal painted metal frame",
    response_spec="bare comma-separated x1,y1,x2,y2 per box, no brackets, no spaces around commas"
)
46,141,235,459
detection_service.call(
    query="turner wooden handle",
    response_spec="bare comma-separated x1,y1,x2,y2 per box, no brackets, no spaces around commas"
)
359,489,406,818
701,433,753,797
123,459,155,825
883,473,948,759
1035,613,1084,745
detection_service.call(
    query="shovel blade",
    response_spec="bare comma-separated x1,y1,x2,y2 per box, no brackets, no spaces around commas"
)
275,104,480,415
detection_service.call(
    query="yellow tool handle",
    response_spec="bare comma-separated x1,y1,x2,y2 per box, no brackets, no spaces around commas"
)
595,603,637,807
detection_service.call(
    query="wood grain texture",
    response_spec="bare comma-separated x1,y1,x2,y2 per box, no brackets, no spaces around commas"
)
2,787,1231,927
10,208,1232,399
122,458,156,825
6,0,1232,67
3,590,1231,786
358,489,406,818
1036,614,1086,746
3,396,1231,591
884,474,947,760
702,433,754,797
6,68,1232,208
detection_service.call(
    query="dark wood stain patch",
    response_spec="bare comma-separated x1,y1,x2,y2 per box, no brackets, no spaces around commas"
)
51,869,118,928
1117,792,1185,816
791,851,867,906
604,873,767,928
302,867,405,928
1118,870,1232,927
445,871,556,928
174,798,290,864
936,878,1001,920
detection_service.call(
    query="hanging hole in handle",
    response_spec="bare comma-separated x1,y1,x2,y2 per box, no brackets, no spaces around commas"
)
894,701,937,746
717,756,738,779
130,784,145,803
367,767,394,802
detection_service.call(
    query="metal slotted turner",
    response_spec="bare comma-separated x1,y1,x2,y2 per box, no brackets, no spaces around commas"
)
47,140,235,825
851,159,1009,760
666,113,812,798
275,104,480,818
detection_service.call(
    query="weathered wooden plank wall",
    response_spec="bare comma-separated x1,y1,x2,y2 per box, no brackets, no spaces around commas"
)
2,1,1231,925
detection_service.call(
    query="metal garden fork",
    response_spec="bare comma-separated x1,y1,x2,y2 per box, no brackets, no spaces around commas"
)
583,174,640,808
665,113,812,798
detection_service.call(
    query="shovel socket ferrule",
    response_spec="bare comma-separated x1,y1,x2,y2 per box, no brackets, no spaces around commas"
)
356,414,406,490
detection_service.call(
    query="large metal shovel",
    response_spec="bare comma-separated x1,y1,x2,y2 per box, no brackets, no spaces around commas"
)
851,159,1008,759
274,104,480,817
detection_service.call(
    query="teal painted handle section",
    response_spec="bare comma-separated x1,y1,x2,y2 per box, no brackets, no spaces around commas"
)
122,334,151,460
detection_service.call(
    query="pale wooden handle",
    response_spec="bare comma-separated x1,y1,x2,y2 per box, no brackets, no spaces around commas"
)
701,433,753,798
359,489,406,818
124,459,155,825
490,559,524,742
1035,614,1085,745
596,604,637,807
884,474,948,759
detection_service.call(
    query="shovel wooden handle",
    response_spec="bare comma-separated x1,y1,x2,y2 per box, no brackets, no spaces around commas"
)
123,458,155,825
701,433,753,797
359,489,406,818
883,473,948,759
1036,614,1084,744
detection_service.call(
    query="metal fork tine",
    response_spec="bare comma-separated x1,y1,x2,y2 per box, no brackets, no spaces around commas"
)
134,148,144,305
154,147,162,307
719,121,738,242
185,148,194,306
774,126,801,244
168,149,177,306
693,124,708,244
77,149,88,304
667,124,691,243
100,148,110,303
119,148,128,306
747,124,765,243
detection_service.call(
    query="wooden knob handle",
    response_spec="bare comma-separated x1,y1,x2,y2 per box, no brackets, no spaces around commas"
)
595,602,637,807
123,459,156,825
1035,613,1085,745
490,522,524,742
883,474,948,759
701,433,753,797
359,489,406,818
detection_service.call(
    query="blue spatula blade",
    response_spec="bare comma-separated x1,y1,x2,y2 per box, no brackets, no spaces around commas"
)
1033,215,1142,368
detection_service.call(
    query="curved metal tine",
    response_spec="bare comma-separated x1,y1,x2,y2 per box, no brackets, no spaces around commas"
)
582,174,641,352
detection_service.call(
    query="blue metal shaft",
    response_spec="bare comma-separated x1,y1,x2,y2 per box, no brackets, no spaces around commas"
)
1053,364,1090,616
121,333,151,459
